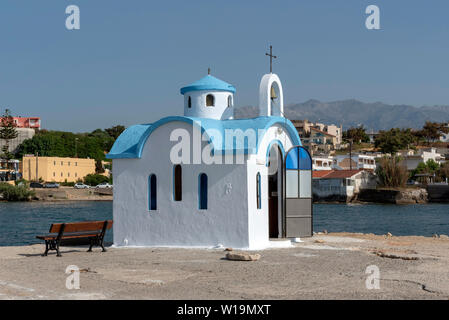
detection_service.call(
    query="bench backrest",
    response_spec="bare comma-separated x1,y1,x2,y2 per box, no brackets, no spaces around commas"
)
49,220,113,233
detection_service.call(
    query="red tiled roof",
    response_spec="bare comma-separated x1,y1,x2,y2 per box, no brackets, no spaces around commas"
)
321,170,362,179
312,170,333,178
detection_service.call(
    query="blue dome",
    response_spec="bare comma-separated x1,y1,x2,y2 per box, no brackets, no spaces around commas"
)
180,75,236,95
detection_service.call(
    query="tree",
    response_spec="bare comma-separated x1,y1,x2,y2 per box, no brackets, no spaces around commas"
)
376,156,409,188
83,173,110,186
0,109,18,161
343,126,369,144
438,162,449,181
415,121,449,144
374,128,415,154
411,159,440,177
15,125,125,161
105,125,125,140
95,159,105,174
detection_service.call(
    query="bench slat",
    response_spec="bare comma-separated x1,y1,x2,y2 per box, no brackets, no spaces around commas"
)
49,220,113,233
36,231,102,240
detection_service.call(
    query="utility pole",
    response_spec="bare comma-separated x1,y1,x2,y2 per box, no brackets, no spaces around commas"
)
35,152,39,182
349,139,353,171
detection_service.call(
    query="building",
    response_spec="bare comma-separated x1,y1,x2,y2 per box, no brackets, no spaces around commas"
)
333,154,377,171
312,155,334,171
291,119,343,154
312,169,376,202
0,159,20,181
21,156,95,182
2,116,41,129
107,71,313,250
400,148,446,170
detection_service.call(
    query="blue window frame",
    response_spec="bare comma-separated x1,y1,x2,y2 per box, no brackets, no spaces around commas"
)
149,174,157,210
256,172,261,209
198,173,208,210
285,146,312,199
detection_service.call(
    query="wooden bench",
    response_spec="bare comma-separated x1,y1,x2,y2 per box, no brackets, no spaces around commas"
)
36,220,113,257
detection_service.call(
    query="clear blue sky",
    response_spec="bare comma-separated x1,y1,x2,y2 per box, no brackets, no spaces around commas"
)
1,0,448,131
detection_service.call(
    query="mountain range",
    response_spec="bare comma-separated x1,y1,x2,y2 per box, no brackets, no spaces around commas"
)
234,99,449,132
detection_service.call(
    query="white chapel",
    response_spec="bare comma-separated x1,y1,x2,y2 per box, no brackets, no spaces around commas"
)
107,63,313,250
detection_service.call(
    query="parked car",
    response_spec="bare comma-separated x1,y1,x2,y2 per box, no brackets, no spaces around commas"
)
95,182,113,189
30,182,44,188
74,182,89,189
44,183,60,188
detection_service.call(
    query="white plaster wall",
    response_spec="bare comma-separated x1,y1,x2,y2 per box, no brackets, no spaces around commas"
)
112,121,250,249
184,90,234,120
246,162,270,249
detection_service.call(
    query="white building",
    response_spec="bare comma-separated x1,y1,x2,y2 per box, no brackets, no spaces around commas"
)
333,154,376,171
107,71,313,250
312,170,377,202
0,128,35,153
312,155,333,171
400,148,446,170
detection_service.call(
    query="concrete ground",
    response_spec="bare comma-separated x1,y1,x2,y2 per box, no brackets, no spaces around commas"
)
0,233,448,300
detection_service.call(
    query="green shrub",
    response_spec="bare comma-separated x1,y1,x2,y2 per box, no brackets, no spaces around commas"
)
0,183,35,201
60,179,75,187
376,156,409,188
83,174,110,186
14,178,28,186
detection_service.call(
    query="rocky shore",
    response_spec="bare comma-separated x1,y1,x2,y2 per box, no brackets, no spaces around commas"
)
1,233,448,299
32,187,112,201
314,187,432,204
356,188,428,204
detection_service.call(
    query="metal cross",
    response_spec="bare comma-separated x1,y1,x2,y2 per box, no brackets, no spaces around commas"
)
265,45,277,73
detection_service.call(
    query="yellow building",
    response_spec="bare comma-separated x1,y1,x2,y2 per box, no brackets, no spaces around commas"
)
21,156,96,183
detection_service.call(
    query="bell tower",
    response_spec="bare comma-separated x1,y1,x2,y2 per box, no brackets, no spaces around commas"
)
259,73,284,117
259,46,284,117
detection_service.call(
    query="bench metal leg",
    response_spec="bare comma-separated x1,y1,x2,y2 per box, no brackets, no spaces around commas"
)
42,241,49,257
56,241,62,257
87,239,94,252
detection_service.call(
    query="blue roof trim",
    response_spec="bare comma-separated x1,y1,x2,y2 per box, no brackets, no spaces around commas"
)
106,116,301,159
106,124,153,159
180,75,236,94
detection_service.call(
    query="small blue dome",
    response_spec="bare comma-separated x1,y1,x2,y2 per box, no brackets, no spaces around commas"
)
180,75,236,95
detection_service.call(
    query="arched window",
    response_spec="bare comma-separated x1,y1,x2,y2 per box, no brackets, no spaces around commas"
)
206,94,214,107
188,96,192,108
198,173,208,210
256,172,261,209
173,165,182,201
227,95,232,107
148,174,157,210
